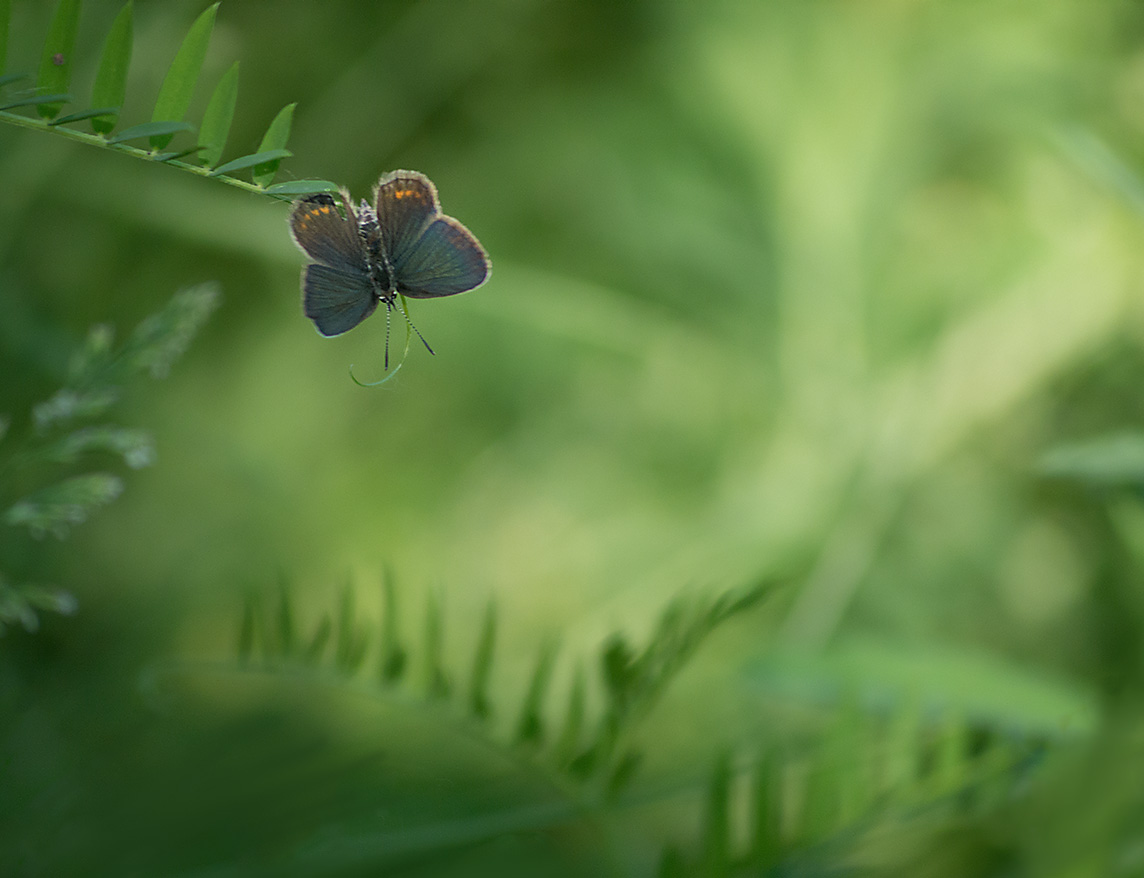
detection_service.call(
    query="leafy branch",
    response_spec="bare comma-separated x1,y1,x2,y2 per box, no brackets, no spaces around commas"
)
0,283,219,633
0,0,337,200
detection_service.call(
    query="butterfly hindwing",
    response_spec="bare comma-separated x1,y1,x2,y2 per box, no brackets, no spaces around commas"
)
374,170,440,268
395,216,491,298
289,192,369,274
302,263,379,337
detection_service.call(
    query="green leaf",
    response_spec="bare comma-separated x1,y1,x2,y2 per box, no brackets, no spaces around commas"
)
263,179,340,197
0,92,72,111
0,0,11,75
197,60,237,167
150,2,218,150
89,1,132,134
35,0,80,119
0,72,28,88
33,387,120,431
252,102,294,186
106,120,193,145
5,473,123,539
153,145,204,163
48,106,118,126
40,425,154,469
121,283,219,378
209,148,291,178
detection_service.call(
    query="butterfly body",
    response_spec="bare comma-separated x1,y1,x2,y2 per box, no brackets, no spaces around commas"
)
288,170,490,343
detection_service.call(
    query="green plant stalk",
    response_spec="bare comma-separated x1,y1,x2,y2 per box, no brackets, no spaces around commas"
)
0,108,281,198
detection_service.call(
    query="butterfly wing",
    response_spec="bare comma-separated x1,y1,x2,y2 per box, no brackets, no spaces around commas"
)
374,170,441,268
302,263,379,337
394,216,490,298
289,192,369,274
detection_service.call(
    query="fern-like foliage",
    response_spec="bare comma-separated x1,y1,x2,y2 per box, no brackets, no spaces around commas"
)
0,1,336,199
236,575,774,803
658,704,1044,876
0,283,219,633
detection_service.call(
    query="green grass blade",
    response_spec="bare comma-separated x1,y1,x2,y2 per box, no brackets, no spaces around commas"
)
236,593,256,662
36,0,80,119
554,665,585,766
0,0,10,74
197,60,237,167
515,641,557,746
209,148,290,178
423,590,450,698
106,120,192,145
700,751,731,876
252,102,294,186
150,2,218,150
0,72,28,88
89,0,132,134
379,570,406,683
467,600,496,719
263,180,340,197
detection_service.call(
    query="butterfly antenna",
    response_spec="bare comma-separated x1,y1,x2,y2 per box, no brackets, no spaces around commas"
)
393,295,436,357
383,299,392,370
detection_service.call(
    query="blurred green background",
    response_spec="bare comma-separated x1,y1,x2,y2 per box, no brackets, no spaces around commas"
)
6,0,1144,874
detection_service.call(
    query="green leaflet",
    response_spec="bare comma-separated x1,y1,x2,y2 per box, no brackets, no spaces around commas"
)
106,120,192,145
263,179,340,197
197,60,238,167
150,2,218,150
252,102,294,186
0,92,72,112
48,106,118,127
90,1,132,134
36,0,80,119
208,148,290,178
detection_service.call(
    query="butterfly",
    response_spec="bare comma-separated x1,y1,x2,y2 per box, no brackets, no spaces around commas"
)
288,170,490,365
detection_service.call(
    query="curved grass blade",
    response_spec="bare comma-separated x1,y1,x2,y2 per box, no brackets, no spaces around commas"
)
252,101,293,186
150,2,218,150
0,72,28,88
208,148,290,177
106,120,192,145
263,179,340,197
48,106,117,126
90,0,132,134
0,0,10,75
0,92,72,112
197,60,238,167
35,0,80,119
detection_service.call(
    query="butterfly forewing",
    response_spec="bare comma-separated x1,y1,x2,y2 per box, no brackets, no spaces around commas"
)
395,216,491,298
302,263,379,336
374,170,440,268
290,192,369,275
